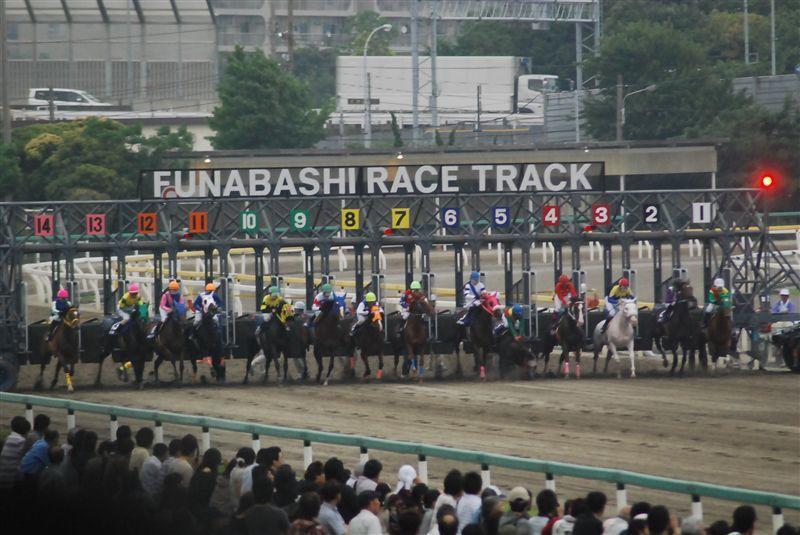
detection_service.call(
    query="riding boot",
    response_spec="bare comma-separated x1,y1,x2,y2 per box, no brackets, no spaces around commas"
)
46,322,57,342
601,318,611,333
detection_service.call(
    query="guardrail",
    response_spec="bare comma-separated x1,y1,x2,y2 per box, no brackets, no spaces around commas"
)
1,392,796,531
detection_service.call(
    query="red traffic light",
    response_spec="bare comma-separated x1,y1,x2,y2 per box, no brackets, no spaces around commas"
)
760,175,774,188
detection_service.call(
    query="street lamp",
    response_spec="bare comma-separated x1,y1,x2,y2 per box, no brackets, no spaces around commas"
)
618,84,656,141
363,23,392,149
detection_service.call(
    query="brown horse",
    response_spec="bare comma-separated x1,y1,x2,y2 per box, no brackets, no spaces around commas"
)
353,305,386,380
38,308,80,393
397,295,434,382
152,308,187,384
706,304,732,371
313,298,351,385
453,294,498,381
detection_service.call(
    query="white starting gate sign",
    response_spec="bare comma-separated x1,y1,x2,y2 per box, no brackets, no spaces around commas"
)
692,202,713,224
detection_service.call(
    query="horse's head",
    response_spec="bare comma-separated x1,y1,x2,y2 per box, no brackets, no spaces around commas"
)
568,299,585,327
677,282,694,300
409,294,434,316
64,307,80,328
481,291,499,311
622,299,639,326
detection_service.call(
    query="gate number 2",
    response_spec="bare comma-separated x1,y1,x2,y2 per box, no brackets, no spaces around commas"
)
643,203,660,224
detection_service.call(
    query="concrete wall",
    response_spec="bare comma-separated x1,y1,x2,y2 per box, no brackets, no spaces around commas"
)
733,74,800,112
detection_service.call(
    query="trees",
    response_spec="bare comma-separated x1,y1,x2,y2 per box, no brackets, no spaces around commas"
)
292,47,337,108
0,143,21,201
209,46,330,150
342,11,396,56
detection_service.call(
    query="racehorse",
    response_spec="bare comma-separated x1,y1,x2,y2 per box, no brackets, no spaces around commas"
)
705,303,732,371
187,300,225,383
253,311,288,384
453,292,497,381
152,304,187,384
312,298,350,385
353,304,386,380
95,304,148,387
592,298,639,378
37,308,80,392
394,296,434,381
541,297,586,378
650,280,693,368
665,296,703,375
248,304,308,384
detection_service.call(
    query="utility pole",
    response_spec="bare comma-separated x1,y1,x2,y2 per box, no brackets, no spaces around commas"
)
126,0,133,106
743,0,750,65
475,85,482,133
615,74,623,141
411,0,419,145
48,87,55,123
430,1,439,139
287,0,295,71
0,0,11,144
365,73,372,148
769,0,776,75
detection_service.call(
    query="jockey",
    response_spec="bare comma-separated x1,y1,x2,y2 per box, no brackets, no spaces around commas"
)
351,292,383,336
308,283,335,326
154,280,184,334
117,283,141,325
553,274,578,317
659,278,688,322
602,277,635,332
193,282,223,327
259,286,290,331
772,288,796,314
399,281,425,321
705,278,731,319
293,301,306,319
494,303,524,341
457,271,486,326
47,288,74,341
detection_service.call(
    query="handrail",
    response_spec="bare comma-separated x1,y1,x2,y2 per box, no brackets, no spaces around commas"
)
2,392,798,510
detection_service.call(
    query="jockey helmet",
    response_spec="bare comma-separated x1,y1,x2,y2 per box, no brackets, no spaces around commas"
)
410,281,422,290
129,283,139,294
714,278,725,288
365,292,377,302
470,271,480,281
270,286,280,296
294,301,306,311
168,280,180,291
558,274,570,284
619,278,629,287
57,289,69,299
512,303,523,316
321,283,332,294
780,288,790,296
205,282,216,292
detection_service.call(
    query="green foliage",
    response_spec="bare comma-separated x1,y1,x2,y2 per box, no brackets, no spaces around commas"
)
390,112,403,148
435,129,443,146
292,47,337,108
9,117,193,201
0,143,22,201
343,11,396,56
209,46,330,150
448,128,456,146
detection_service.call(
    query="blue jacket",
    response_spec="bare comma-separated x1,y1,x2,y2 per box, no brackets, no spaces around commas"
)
19,439,50,475
194,292,223,312
54,298,71,314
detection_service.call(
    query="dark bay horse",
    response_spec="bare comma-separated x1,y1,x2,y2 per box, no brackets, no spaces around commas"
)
706,304,732,371
96,305,148,387
550,298,586,378
394,296,434,381
353,304,386,380
38,308,80,392
152,306,186,384
453,294,497,381
665,296,704,375
650,280,693,368
254,313,288,384
187,302,225,383
313,299,350,385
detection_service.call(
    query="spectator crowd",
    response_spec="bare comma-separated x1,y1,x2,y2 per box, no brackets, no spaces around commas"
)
0,412,796,535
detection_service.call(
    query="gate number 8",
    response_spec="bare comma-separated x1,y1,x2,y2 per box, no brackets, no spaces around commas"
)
643,203,660,224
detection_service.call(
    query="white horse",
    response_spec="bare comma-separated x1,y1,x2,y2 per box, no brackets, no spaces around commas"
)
592,298,639,378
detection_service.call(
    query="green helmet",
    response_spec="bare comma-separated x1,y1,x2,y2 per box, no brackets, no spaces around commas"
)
365,292,377,302
321,283,332,293
270,286,280,296
410,281,422,290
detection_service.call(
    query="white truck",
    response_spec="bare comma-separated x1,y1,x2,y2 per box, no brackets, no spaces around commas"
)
333,56,558,128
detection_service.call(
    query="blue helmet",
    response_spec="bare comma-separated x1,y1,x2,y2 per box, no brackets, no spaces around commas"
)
512,304,523,316
470,271,480,281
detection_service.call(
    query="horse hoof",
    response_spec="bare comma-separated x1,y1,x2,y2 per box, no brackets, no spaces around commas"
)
323,379,329,386
630,373,636,379
67,384,74,393
376,370,383,380
200,375,208,385
479,366,486,381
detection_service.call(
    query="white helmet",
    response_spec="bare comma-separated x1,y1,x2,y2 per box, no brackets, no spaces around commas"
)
713,278,725,288
780,288,790,296
294,301,306,311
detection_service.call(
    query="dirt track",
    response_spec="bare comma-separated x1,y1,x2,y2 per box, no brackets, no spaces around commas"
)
4,358,799,528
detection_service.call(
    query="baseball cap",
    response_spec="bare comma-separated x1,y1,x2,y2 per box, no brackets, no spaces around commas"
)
395,464,417,493
507,486,530,503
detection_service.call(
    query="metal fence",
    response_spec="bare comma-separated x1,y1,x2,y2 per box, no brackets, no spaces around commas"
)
1,392,796,531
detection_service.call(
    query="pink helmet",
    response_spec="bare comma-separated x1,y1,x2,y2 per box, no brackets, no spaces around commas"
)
128,283,139,293
57,289,69,299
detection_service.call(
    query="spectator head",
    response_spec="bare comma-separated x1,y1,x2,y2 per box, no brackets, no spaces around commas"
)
152,443,169,461
265,446,282,469
116,438,135,456
48,446,65,465
179,434,198,458
507,487,531,514
324,457,347,484
398,509,423,535
424,488,441,509
536,489,559,517
481,485,504,500
296,492,322,521
320,480,341,504
33,414,50,433
236,447,256,467
168,438,181,457
44,429,59,445
304,460,325,486
363,459,383,481
573,515,604,535
66,427,79,446
462,525,486,535
97,439,114,457
411,483,428,508
586,491,607,518
481,496,503,535
358,490,381,514
776,525,799,535
443,469,464,498
252,470,274,504
116,425,132,442
135,427,154,449
463,471,483,496
732,505,757,535
707,520,730,535
569,498,590,518
629,502,651,520
200,447,222,472
11,416,31,436
629,518,649,535
681,515,703,535
376,482,392,504
188,467,217,507
648,505,670,535
436,503,459,535
396,464,418,493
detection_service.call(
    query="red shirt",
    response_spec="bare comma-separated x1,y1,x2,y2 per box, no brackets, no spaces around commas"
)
555,282,578,304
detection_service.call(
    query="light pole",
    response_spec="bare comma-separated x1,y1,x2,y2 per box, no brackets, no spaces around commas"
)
617,84,657,141
363,23,392,149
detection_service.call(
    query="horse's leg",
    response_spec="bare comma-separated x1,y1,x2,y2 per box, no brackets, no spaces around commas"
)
560,345,569,379
325,350,336,386
608,342,621,378
670,346,679,375
36,361,46,390
655,337,668,368
478,348,487,381
153,353,163,384
67,362,76,392
314,346,323,384
679,346,688,376
629,343,636,379
575,350,582,379
377,351,384,380
282,352,289,384
50,358,63,390
360,349,371,379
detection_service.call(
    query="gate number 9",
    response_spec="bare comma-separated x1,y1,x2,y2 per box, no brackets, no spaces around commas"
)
643,203,660,224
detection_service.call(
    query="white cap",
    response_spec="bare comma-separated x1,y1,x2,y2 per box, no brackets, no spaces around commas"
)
713,278,725,288
780,288,790,296
395,464,417,493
